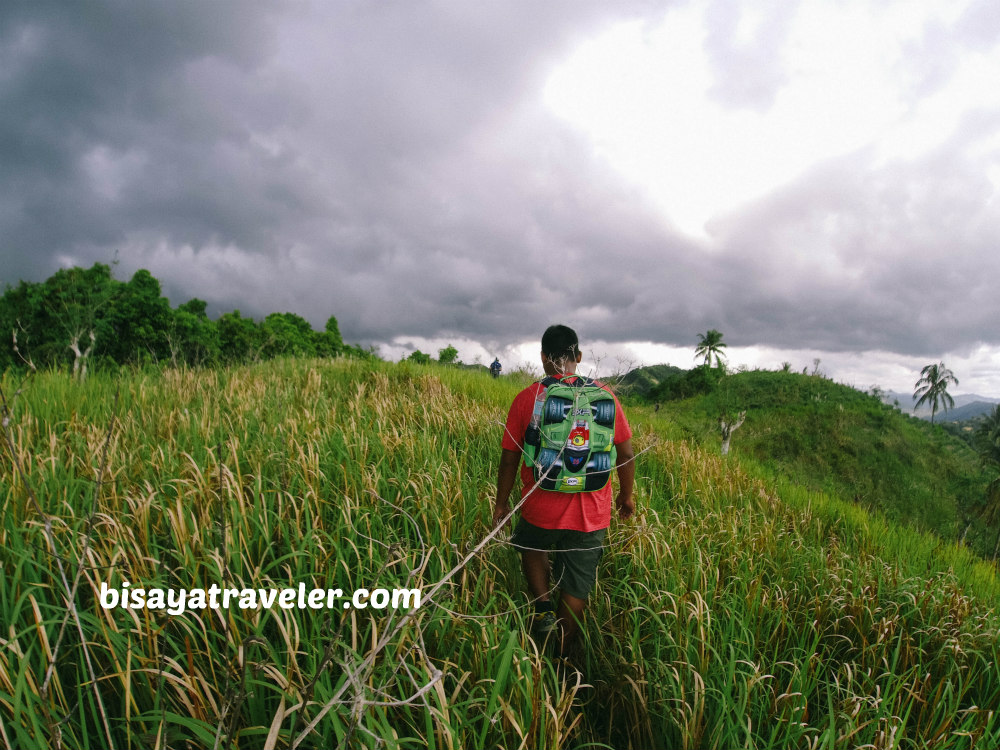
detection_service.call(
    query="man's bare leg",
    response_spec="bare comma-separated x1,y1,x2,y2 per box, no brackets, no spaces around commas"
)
556,592,586,657
522,549,551,602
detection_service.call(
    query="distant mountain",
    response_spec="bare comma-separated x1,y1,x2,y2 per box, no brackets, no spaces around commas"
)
931,400,1000,423
881,391,999,418
882,391,1000,422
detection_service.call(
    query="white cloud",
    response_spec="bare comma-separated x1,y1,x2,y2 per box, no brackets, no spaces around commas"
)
543,0,996,237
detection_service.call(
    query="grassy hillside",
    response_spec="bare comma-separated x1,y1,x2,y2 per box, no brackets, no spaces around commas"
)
614,363,683,399
1,359,999,748
649,369,994,553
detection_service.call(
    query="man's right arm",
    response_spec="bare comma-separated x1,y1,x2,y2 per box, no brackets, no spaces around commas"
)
493,448,521,528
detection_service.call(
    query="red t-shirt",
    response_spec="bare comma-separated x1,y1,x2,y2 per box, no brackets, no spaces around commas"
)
501,375,632,532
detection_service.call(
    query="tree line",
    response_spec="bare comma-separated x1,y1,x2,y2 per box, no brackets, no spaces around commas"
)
0,263,370,376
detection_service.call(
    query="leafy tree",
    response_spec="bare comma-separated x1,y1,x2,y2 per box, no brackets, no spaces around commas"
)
261,312,317,358
1,264,363,371
52,265,112,377
101,269,172,364
178,298,208,317
2,263,118,375
653,365,724,401
913,362,958,423
0,280,47,370
695,329,727,368
217,310,262,363
868,385,886,402
315,316,344,357
168,298,219,366
437,344,459,365
345,343,379,360
407,350,432,365
40,264,117,377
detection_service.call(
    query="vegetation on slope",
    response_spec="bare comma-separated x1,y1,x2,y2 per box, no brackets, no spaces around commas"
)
1,359,998,748
0,263,370,373
615,363,684,399
646,367,993,557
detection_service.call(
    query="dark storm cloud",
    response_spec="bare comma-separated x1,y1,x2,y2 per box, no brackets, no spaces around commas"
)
0,1,294,281
1,0,673,339
2,0,999,365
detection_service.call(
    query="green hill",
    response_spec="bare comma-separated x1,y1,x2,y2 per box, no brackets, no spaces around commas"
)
645,368,994,555
613,363,684,399
1,359,998,748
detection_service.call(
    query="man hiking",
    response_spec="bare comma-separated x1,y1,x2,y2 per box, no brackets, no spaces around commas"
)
493,324,635,659
490,357,502,378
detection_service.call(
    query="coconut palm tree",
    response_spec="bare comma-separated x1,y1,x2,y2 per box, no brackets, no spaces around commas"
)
912,361,958,423
695,329,727,369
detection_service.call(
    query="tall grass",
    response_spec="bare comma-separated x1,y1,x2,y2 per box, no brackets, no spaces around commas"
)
1,358,998,748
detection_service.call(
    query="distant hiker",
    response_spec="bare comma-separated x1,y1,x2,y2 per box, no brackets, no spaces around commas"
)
490,358,502,378
493,324,635,659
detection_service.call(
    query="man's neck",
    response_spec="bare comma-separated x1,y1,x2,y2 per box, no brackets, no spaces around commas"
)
542,354,579,378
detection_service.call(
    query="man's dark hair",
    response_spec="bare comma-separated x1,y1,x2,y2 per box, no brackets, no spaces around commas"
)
541,324,579,362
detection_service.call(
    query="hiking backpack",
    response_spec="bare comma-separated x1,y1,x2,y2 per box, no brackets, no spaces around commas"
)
523,375,617,493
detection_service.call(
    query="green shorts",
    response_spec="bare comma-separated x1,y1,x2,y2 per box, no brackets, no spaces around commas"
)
510,518,607,600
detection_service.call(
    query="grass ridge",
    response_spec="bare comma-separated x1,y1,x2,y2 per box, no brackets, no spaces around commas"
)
0,358,997,748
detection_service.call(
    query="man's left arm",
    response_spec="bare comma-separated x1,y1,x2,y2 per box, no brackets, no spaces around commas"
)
614,438,635,520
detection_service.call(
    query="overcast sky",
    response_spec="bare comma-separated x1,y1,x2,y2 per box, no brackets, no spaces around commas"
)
2,0,999,393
